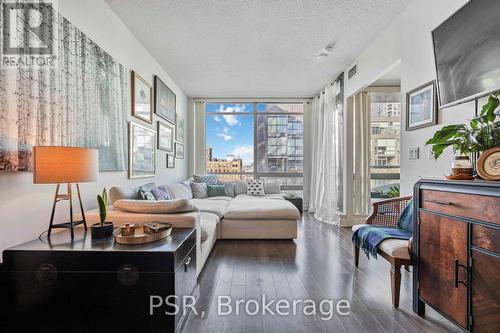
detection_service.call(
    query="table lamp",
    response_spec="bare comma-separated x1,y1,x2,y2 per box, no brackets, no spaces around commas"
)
33,146,98,239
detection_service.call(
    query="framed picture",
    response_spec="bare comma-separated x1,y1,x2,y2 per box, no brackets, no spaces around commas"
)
131,71,152,123
175,113,185,143
406,81,438,131
157,121,174,152
154,75,176,124
129,122,156,179
167,154,175,168
175,142,184,159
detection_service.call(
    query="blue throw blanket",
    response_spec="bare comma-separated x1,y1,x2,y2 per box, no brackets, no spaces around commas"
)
352,200,413,259
353,226,411,259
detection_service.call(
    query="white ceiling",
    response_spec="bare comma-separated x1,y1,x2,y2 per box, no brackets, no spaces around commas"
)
105,0,411,98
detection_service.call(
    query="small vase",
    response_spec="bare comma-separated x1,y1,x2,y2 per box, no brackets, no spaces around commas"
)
91,222,114,239
451,155,473,177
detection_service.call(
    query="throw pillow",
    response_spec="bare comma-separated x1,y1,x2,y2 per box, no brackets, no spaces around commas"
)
218,181,235,197
397,199,414,233
113,199,198,214
151,185,172,200
207,184,227,197
193,174,218,185
138,183,157,200
246,179,265,196
191,181,208,199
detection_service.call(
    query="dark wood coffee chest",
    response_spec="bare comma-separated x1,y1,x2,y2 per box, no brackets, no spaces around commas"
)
1,227,197,333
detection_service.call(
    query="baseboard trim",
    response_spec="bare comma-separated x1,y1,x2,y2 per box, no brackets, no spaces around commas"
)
339,214,368,227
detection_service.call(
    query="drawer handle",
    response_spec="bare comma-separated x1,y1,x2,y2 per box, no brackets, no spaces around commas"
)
425,199,454,206
453,259,467,288
185,257,192,272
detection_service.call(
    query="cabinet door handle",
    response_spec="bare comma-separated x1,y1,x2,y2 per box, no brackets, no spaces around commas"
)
425,199,454,205
453,259,467,288
184,257,192,272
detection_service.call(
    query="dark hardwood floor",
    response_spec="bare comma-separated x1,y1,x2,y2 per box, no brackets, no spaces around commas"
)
184,213,462,333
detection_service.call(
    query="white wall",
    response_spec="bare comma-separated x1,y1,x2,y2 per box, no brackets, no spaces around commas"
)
344,0,476,195
0,0,189,260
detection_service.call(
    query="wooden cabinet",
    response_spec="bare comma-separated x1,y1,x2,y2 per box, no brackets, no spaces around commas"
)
418,212,468,327
414,179,500,332
471,250,500,333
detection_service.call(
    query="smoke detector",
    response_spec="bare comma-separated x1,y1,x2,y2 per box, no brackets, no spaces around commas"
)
317,53,329,61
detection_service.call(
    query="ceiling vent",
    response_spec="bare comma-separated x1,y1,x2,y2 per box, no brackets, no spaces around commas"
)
348,64,357,79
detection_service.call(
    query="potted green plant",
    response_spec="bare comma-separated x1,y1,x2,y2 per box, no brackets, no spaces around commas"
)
91,188,114,239
426,93,500,176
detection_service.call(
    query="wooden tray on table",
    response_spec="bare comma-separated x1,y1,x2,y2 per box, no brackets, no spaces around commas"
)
113,223,172,245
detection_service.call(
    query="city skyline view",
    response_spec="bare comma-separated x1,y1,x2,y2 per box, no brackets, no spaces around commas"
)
205,104,254,167
205,103,304,173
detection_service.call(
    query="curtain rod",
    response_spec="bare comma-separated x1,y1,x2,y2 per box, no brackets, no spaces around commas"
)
315,72,344,98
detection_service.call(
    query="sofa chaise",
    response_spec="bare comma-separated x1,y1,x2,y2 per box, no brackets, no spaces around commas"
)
82,180,300,276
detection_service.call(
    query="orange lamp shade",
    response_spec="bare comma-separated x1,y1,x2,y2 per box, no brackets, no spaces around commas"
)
33,146,99,184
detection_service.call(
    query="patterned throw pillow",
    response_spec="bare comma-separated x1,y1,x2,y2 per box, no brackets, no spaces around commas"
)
138,183,158,200
218,181,235,197
246,179,265,196
191,181,208,199
207,185,227,197
193,174,218,185
151,185,172,200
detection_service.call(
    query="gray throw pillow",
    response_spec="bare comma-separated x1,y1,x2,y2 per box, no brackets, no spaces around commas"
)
207,184,227,197
151,185,172,200
218,181,235,197
191,182,208,199
193,174,218,185
138,183,158,200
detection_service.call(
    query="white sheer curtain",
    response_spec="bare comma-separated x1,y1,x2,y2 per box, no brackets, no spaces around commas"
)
353,92,371,215
309,82,341,224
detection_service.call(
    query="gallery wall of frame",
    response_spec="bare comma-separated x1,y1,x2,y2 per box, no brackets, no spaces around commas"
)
130,71,185,178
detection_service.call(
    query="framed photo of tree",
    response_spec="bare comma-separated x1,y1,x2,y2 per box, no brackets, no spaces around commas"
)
129,122,156,179
131,71,152,124
176,113,185,143
175,142,184,159
157,121,174,152
154,75,176,124
167,154,175,168
406,81,438,131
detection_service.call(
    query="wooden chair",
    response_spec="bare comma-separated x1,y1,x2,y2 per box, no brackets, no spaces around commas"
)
352,196,413,308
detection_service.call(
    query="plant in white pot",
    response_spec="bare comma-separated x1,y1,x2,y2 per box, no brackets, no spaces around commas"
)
91,188,114,239
426,93,500,178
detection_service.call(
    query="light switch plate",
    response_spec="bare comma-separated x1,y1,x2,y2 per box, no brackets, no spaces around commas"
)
408,147,419,160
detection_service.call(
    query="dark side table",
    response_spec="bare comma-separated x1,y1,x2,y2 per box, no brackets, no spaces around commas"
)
1,227,197,333
283,195,303,213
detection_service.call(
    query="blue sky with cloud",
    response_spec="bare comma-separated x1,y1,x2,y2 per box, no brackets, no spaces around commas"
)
205,104,254,165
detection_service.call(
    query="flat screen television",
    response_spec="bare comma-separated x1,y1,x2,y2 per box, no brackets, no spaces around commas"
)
432,0,500,108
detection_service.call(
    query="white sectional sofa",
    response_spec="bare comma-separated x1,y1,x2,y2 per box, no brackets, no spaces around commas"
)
83,180,300,276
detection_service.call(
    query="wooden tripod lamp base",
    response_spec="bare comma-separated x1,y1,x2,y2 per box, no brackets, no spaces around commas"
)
33,146,98,240
48,183,88,239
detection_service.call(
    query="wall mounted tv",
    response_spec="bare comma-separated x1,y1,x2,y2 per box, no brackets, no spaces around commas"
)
432,0,500,108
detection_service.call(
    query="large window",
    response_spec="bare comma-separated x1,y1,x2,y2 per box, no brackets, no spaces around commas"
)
368,92,401,198
205,102,304,195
